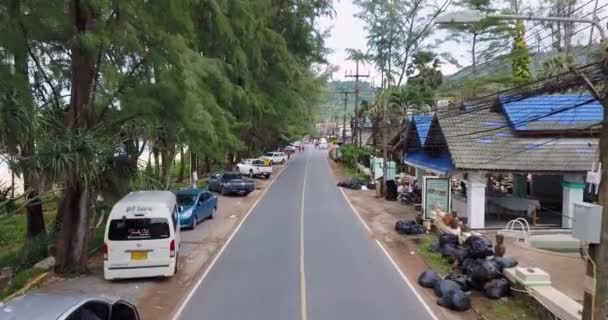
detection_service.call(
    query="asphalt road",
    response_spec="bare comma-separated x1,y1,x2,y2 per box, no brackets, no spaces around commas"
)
176,148,435,320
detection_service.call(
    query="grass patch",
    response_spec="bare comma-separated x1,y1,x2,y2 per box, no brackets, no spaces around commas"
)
416,234,452,276
474,296,539,320
0,267,46,300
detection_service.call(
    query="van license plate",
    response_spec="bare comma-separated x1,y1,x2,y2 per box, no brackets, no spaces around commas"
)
131,251,148,261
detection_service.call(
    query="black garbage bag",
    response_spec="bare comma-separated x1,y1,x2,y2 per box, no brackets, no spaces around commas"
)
484,277,511,299
385,180,398,201
418,269,441,288
464,236,494,259
439,233,459,248
441,244,468,265
462,258,483,276
445,274,470,292
434,279,462,298
492,257,519,270
437,290,471,312
394,219,425,235
429,242,441,253
468,260,502,291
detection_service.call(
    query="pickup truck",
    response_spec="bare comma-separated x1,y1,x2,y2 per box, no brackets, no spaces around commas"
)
236,159,273,179
261,152,287,165
208,171,255,196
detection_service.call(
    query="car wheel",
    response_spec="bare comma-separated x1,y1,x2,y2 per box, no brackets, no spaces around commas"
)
265,174,271,179
281,159,285,164
249,170,254,178
192,215,197,229
210,207,216,219
221,187,228,196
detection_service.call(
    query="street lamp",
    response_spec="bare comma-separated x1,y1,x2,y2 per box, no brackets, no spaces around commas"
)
437,9,606,320
436,9,606,40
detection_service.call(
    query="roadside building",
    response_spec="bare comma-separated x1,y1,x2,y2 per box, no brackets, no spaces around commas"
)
402,93,601,229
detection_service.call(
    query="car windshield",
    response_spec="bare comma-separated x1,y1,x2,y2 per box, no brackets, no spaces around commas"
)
264,152,274,157
176,194,197,206
108,218,170,241
224,173,241,180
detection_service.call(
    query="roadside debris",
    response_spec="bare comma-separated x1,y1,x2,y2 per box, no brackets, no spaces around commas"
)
394,219,425,235
417,233,520,311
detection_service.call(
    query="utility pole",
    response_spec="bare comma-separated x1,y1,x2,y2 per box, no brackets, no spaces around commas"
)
346,61,369,165
337,91,355,144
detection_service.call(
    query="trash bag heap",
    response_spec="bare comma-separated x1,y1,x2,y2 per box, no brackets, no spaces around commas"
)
394,219,425,235
417,234,519,312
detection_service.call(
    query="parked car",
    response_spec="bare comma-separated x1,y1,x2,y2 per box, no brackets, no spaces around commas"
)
175,188,217,229
236,159,273,179
0,294,140,320
208,171,255,196
261,151,287,165
103,191,180,280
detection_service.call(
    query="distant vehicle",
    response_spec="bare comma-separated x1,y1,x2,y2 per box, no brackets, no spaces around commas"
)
261,152,287,165
175,188,217,229
283,145,297,153
0,294,140,320
208,171,255,196
236,159,273,179
319,142,328,149
104,191,180,280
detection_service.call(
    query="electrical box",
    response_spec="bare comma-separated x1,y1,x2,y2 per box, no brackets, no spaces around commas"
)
573,202,602,244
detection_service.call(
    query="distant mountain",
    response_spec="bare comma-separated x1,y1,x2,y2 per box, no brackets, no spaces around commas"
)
445,45,597,82
318,80,374,121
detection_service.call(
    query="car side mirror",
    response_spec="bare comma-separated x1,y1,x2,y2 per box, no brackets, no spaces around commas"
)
111,300,140,320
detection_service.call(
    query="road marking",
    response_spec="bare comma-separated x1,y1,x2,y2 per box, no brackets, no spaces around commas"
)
338,187,439,320
170,162,290,320
300,154,310,320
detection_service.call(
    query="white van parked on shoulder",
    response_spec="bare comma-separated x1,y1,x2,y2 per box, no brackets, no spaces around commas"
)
103,191,180,280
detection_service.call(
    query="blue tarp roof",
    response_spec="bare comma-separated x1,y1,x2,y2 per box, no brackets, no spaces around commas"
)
404,149,454,173
499,94,603,131
412,115,433,145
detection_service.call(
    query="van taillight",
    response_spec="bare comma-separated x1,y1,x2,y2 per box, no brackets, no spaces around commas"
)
102,243,108,260
170,240,176,258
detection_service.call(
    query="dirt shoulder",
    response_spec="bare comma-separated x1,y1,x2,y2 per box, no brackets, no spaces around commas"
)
36,161,290,320
329,159,477,320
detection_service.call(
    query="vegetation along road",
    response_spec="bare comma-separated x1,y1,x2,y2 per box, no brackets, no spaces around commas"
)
173,147,435,320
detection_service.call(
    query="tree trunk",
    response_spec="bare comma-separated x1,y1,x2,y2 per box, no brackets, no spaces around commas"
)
24,172,46,241
204,156,211,174
55,0,96,274
178,146,185,182
153,146,160,179
160,148,176,188
8,0,46,240
55,181,90,274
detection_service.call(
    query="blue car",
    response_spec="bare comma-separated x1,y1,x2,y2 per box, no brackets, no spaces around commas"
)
175,188,218,229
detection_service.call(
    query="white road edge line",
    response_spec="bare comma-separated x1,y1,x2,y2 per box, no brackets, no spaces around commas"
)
338,187,439,320
170,162,291,320
300,155,310,320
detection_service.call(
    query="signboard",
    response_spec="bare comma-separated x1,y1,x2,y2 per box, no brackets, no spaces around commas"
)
422,176,451,219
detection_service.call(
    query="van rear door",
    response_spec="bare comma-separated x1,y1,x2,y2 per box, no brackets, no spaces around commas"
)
107,218,173,268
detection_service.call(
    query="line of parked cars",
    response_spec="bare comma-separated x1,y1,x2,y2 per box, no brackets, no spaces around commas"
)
0,144,307,318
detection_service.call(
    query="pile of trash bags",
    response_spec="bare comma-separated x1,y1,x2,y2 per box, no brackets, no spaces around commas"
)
394,219,425,235
418,269,471,312
337,178,367,190
418,234,519,311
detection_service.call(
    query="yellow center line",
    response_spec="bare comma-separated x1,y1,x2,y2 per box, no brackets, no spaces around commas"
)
300,154,310,320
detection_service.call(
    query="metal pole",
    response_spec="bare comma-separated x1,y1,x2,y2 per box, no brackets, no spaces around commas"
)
492,14,606,40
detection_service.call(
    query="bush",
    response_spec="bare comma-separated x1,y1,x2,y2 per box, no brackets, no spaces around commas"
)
338,144,375,166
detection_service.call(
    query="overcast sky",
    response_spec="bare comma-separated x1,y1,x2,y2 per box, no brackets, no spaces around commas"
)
318,0,604,84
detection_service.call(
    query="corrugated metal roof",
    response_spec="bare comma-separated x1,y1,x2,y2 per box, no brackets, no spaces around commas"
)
403,150,454,173
436,108,597,173
413,115,433,145
499,93,603,131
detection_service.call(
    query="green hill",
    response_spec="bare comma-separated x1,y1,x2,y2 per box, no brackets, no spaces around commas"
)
318,80,374,121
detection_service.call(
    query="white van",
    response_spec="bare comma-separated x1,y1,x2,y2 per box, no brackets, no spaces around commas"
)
103,191,180,280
